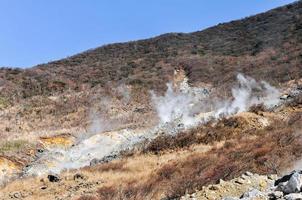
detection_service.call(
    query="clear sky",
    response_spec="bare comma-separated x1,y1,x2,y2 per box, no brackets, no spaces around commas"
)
0,0,297,68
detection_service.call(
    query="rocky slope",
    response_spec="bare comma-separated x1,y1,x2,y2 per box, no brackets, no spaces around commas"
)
181,170,302,200
0,1,301,200
0,79,300,199
0,1,301,143
0,1,302,99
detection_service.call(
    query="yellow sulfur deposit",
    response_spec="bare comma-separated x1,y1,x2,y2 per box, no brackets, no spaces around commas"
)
39,134,76,149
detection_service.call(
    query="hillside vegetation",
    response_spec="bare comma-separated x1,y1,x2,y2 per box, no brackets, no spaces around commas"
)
0,1,301,101
0,2,301,200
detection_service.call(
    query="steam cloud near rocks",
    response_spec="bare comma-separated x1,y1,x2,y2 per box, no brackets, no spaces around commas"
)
85,84,132,139
24,74,281,176
151,73,280,127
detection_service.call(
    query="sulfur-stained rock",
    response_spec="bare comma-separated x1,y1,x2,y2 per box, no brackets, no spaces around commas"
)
39,134,76,149
0,156,23,183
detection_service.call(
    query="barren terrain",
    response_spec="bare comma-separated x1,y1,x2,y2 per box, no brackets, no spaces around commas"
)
0,1,301,200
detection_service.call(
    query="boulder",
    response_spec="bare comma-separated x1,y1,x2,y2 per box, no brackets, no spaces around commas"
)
268,191,283,199
276,181,288,193
47,174,60,182
283,172,302,194
275,172,294,186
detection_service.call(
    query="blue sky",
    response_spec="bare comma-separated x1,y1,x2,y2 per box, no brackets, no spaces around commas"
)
0,0,296,68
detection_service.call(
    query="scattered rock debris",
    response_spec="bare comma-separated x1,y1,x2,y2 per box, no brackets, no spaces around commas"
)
90,154,118,166
181,170,302,200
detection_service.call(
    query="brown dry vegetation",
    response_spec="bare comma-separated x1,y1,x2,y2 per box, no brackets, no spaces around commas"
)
0,103,300,200
142,112,273,154
0,1,300,143
0,1,301,102
75,105,302,200
0,2,301,200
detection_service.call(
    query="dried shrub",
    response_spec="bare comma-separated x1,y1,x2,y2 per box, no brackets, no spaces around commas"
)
97,186,116,200
287,93,302,107
287,112,302,125
77,196,98,200
86,160,126,172
249,103,266,114
90,109,302,199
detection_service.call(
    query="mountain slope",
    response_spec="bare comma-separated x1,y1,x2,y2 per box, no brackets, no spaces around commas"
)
0,2,301,200
0,1,302,101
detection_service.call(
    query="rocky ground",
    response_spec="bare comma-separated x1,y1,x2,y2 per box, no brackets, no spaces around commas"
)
0,75,299,198
181,172,277,200
181,170,302,200
0,2,301,199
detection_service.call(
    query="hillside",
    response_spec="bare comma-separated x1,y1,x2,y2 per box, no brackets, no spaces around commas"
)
0,1,302,100
0,1,301,200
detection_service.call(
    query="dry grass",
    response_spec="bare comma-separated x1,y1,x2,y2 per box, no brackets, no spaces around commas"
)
80,108,302,199
0,106,301,200
0,111,301,200
77,196,98,200
0,2,301,199
143,111,275,154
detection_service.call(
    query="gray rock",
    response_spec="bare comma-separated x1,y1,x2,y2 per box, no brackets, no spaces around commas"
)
240,188,265,199
268,191,283,199
244,171,254,177
276,181,288,192
275,173,295,186
222,197,239,200
284,193,302,200
283,172,302,194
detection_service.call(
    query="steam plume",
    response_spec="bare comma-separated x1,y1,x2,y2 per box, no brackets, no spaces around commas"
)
152,73,280,126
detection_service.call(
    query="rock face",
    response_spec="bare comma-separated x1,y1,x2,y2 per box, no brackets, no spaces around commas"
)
25,128,157,176
173,65,189,92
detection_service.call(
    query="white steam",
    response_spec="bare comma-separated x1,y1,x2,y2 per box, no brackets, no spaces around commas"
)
151,78,209,127
88,112,115,136
23,73,281,176
150,83,193,125
215,74,280,117
152,73,280,126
